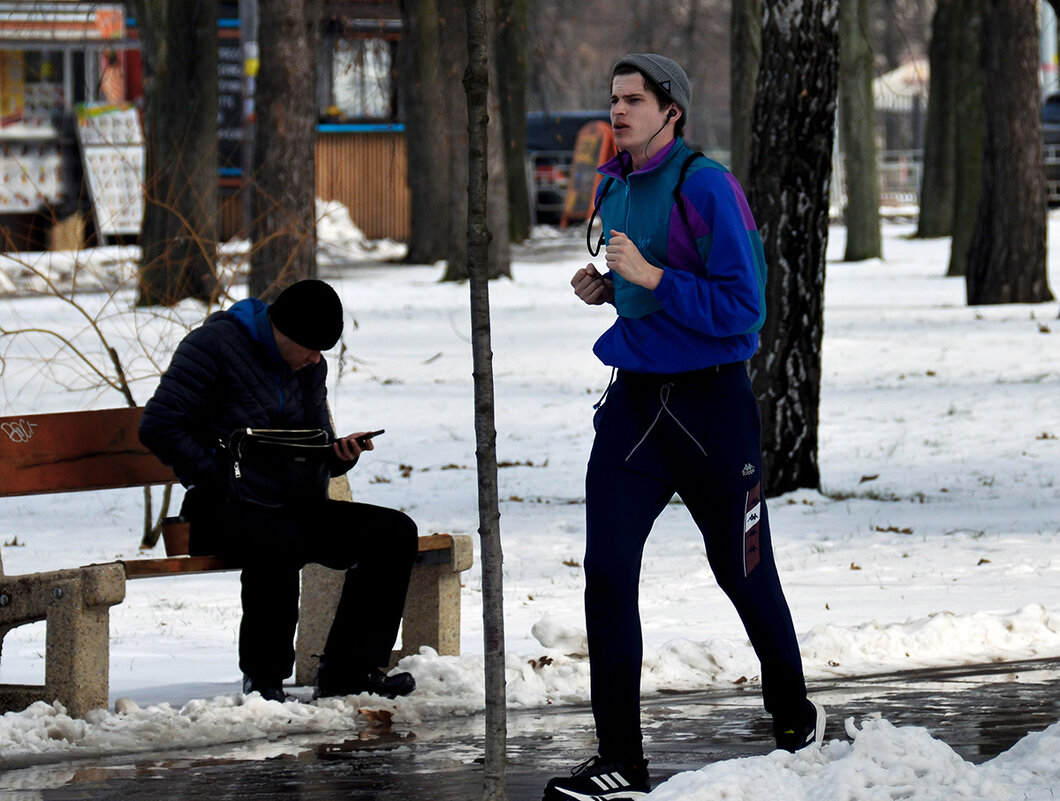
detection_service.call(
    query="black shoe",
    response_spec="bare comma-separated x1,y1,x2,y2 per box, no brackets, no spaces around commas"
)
543,755,650,800
313,664,416,700
774,698,826,752
242,674,288,703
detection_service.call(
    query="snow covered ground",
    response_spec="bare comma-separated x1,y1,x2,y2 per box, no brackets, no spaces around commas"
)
0,213,1058,798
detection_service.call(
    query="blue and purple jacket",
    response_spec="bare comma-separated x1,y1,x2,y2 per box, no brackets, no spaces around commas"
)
592,138,767,373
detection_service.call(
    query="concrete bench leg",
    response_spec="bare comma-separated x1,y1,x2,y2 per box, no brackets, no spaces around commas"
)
295,563,343,686
294,560,452,679
45,575,115,717
397,534,473,662
296,559,461,682
296,535,474,682
0,564,125,717
394,562,462,662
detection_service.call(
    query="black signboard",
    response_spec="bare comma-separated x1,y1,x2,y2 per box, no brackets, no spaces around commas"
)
218,1,242,175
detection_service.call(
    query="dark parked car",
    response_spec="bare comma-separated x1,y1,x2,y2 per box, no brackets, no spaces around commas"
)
527,110,610,224
1043,92,1060,204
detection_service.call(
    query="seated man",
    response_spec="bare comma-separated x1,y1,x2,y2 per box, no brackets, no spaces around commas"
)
140,279,417,702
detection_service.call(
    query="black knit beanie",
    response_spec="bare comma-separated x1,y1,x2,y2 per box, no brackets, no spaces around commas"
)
268,279,344,351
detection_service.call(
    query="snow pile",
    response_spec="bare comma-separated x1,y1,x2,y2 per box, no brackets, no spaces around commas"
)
648,718,1060,800
0,198,401,298
0,694,368,766
316,198,406,265
800,604,1060,672
0,245,140,295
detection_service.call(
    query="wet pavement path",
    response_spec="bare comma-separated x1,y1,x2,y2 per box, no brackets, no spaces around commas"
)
8,657,1060,800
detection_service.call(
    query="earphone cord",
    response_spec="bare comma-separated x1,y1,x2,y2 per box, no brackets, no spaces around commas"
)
587,203,605,257
642,117,670,164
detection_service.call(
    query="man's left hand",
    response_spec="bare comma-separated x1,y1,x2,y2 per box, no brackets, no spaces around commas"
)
605,230,662,290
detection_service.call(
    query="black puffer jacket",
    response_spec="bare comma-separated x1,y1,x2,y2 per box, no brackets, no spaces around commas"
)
139,298,346,493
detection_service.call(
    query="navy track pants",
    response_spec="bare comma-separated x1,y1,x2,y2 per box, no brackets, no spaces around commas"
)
583,363,807,762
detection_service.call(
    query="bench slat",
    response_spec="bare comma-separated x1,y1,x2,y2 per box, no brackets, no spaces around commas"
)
0,408,176,496
412,533,456,553
114,533,458,579
121,556,236,577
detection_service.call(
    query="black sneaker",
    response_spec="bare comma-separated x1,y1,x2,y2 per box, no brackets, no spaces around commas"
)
242,674,288,703
543,755,650,800
774,699,826,752
314,664,416,700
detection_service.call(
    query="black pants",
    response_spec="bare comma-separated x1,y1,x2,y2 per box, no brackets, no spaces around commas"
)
183,490,418,684
584,364,807,762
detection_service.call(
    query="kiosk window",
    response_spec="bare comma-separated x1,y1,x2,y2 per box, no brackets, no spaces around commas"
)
323,37,395,122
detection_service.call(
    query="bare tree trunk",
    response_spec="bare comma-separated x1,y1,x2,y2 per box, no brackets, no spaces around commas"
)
730,0,762,185
250,0,320,301
947,0,982,277
916,0,957,239
401,0,451,264
442,8,472,276
878,0,902,150
135,0,220,307
497,0,531,243
967,0,1054,305
746,0,839,497
464,2,508,798
442,3,511,282
838,0,881,261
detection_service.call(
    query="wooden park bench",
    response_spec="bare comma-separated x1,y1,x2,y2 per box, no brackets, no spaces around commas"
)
0,407,473,718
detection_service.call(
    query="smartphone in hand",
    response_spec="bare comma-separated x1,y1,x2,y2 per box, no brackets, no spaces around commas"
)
355,429,385,446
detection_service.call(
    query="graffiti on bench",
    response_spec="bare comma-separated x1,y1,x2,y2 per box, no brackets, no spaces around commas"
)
2,419,38,444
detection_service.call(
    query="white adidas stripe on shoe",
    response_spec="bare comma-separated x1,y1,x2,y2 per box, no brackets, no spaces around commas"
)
544,755,650,800
591,772,630,790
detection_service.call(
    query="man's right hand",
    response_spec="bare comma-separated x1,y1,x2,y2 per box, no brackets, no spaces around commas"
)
571,264,614,306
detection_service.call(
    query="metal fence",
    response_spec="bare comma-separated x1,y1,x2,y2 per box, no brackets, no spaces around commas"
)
831,149,923,217
1045,144,1060,203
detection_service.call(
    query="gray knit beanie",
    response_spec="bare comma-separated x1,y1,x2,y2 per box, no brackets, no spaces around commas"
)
612,53,691,116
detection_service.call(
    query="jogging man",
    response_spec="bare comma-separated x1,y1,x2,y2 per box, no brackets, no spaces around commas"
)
543,53,825,800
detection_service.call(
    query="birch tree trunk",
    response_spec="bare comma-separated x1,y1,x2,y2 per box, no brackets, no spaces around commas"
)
464,1,508,798
746,0,839,497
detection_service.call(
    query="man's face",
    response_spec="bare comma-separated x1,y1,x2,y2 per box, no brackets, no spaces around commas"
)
273,326,322,371
610,72,670,158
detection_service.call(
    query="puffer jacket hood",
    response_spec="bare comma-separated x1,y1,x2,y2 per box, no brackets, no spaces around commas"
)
222,298,286,369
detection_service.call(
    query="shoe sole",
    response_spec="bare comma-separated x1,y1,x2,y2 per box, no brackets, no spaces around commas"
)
551,790,648,801
807,699,826,748
313,689,407,700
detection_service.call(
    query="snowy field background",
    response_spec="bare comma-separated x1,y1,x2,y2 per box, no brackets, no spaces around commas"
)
0,210,1058,798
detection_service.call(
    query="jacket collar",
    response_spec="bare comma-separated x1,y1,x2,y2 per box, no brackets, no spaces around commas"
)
599,138,681,181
